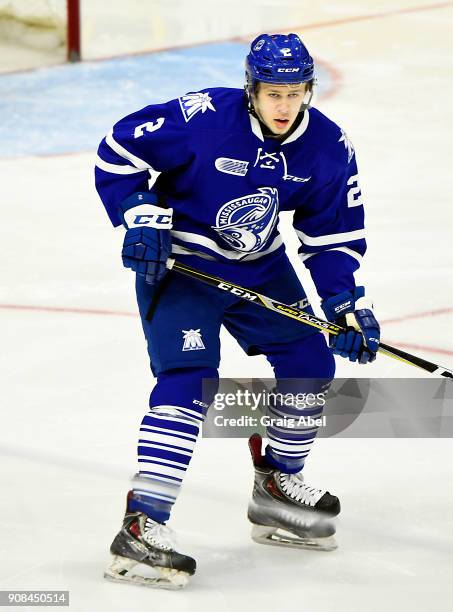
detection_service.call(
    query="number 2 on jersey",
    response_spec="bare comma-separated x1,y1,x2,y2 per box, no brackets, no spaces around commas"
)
347,174,364,207
134,118,165,138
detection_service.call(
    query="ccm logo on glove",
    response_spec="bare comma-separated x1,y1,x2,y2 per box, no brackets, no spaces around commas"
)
321,287,380,364
123,204,173,229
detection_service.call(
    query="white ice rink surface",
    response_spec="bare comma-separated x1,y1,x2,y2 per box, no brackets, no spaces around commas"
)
1,1,453,610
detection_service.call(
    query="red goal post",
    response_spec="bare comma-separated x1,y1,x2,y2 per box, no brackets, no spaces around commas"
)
67,0,80,61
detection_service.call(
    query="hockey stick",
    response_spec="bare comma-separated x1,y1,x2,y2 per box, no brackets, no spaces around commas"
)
167,259,453,378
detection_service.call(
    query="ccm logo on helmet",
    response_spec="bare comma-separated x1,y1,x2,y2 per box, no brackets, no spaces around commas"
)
277,68,300,73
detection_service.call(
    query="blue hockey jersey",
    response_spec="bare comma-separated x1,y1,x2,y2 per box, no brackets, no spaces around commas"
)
95,87,366,297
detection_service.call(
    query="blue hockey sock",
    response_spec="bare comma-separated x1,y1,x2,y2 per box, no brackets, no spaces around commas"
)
131,367,218,523
262,333,335,474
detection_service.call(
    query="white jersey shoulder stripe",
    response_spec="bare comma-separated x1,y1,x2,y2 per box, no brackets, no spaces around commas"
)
105,129,151,170
95,154,147,175
295,227,365,247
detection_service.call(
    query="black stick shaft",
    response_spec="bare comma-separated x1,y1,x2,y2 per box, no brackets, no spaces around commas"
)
169,260,453,379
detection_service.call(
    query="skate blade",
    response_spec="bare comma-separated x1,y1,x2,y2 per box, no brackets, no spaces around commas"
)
251,524,338,552
104,555,190,590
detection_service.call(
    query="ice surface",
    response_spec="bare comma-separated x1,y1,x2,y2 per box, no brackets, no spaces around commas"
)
1,2,452,610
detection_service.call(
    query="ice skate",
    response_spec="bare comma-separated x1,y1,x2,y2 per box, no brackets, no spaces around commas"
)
247,434,340,551
104,492,196,589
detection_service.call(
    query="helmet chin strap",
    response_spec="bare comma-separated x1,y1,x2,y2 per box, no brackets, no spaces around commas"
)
244,85,259,118
300,78,317,113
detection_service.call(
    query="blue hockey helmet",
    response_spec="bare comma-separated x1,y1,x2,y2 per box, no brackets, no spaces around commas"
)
245,33,314,89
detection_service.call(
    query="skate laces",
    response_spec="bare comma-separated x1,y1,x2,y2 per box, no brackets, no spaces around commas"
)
279,473,325,507
143,518,175,552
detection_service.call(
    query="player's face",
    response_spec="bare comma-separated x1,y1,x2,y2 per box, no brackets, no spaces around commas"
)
254,82,308,135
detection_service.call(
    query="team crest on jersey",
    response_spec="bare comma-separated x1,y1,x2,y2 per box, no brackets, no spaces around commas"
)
338,128,355,163
212,187,278,253
179,92,215,123
182,329,205,351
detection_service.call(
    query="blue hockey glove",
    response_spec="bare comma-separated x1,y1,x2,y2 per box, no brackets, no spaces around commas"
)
118,192,173,285
321,287,380,364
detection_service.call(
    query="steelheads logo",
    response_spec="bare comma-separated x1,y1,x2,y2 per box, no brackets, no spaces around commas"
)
212,187,278,253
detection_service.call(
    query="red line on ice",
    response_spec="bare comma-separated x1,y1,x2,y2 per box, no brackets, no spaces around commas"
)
384,341,453,357
0,303,136,318
2,302,452,357
382,307,453,325
290,1,453,33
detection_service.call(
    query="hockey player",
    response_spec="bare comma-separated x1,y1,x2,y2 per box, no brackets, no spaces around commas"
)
95,33,380,588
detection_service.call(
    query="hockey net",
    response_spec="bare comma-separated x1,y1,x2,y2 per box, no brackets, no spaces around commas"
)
0,0,79,59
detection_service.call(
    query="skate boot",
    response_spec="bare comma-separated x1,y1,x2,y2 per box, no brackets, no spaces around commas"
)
247,434,340,551
104,492,196,589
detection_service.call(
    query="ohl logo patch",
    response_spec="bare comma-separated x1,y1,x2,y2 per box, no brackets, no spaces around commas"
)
212,187,279,253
